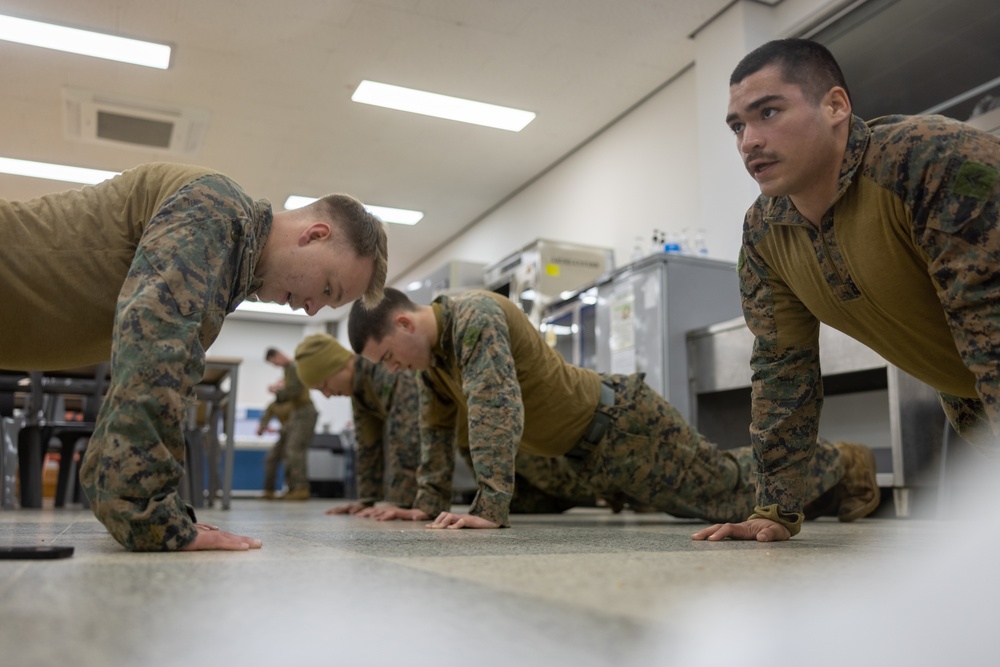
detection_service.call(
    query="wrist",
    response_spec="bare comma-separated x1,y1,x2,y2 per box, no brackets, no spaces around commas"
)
749,504,803,536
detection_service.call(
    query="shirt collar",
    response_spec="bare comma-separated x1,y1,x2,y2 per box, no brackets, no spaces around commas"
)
229,198,272,311
430,296,453,370
761,114,870,224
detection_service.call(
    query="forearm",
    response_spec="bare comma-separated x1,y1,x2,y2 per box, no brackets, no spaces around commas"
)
353,418,386,502
750,342,823,515
465,404,519,527
741,241,822,519
411,427,456,518
79,282,203,551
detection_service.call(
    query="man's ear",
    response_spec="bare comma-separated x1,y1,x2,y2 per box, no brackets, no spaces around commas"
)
394,312,416,334
826,86,852,125
299,221,332,246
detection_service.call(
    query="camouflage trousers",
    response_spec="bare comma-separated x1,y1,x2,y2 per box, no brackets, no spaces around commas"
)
510,452,600,514
938,392,1000,453
264,405,317,492
569,374,845,524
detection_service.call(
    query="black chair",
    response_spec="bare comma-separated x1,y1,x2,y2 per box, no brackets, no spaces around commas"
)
49,362,108,507
16,364,108,508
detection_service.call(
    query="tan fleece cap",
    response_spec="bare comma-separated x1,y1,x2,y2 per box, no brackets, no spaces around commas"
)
295,333,353,388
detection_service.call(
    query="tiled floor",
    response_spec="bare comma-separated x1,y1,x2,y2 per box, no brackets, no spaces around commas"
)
0,498,995,667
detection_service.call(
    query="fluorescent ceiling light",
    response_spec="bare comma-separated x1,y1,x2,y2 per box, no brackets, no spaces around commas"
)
283,195,424,225
352,80,535,132
0,14,171,69
236,301,307,317
0,157,118,185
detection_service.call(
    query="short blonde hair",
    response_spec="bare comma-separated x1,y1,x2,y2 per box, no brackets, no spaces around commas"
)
310,194,388,308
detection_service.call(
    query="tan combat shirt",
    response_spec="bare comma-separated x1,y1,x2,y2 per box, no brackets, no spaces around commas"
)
413,290,602,525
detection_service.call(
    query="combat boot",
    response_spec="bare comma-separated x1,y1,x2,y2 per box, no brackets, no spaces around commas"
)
833,442,880,522
281,487,310,501
262,490,276,500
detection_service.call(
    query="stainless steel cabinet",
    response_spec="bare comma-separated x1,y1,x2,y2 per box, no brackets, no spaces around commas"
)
594,253,742,422
686,317,946,516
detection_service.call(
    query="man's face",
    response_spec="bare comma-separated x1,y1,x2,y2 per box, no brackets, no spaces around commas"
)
361,315,431,373
315,363,353,398
726,64,841,200
256,227,374,316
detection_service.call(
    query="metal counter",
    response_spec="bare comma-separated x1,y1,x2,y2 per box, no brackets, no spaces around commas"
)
686,317,946,516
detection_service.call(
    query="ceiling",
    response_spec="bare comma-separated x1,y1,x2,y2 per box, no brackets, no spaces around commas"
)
0,0,737,296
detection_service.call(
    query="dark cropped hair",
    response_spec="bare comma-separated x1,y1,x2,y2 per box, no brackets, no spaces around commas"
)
730,38,851,105
264,348,280,361
347,287,418,353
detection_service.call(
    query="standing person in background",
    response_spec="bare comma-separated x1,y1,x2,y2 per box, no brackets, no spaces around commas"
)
695,38,1000,543
0,162,387,551
256,398,294,499
263,348,318,500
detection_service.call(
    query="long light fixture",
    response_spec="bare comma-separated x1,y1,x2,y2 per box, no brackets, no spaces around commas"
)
0,157,118,185
352,80,535,132
235,301,307,317
284,195,424,226
0,14,171,69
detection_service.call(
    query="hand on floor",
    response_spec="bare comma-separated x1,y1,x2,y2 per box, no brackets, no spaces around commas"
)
368,507,430,522
326,501,369,515
691,518,790,542
426,512,499,529
180,523,263,551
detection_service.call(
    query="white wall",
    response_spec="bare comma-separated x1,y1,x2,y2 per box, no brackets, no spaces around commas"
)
396,65,704,286
392,0,847,289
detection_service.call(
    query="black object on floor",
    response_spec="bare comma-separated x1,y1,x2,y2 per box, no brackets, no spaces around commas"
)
0,545,75,560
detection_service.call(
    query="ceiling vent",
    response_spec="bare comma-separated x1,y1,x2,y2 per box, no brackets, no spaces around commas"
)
62,87,211,155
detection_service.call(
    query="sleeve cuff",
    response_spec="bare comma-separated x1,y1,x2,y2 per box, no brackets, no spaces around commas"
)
469,488,511,527
749,504,803,537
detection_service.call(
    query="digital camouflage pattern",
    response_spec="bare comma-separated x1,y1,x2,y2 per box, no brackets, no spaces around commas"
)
260,399,292,493
1,163,218,370
259,399,295,429
571,374,846,524
509,451,601,513
269,361,317,492
408,292,849,527
413,292,602,525
260,399,293,494
76,170,271,551
740,114,1000,529
351,356,421,506
423,402,602,514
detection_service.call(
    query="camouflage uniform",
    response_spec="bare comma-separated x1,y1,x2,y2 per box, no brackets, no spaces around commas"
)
259,400,292,494
508,451,602,514
352,357,595,511
351,357,421,506
411,291,845,527
739,114,1000,532
271,361,317,493
1,163,271,551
